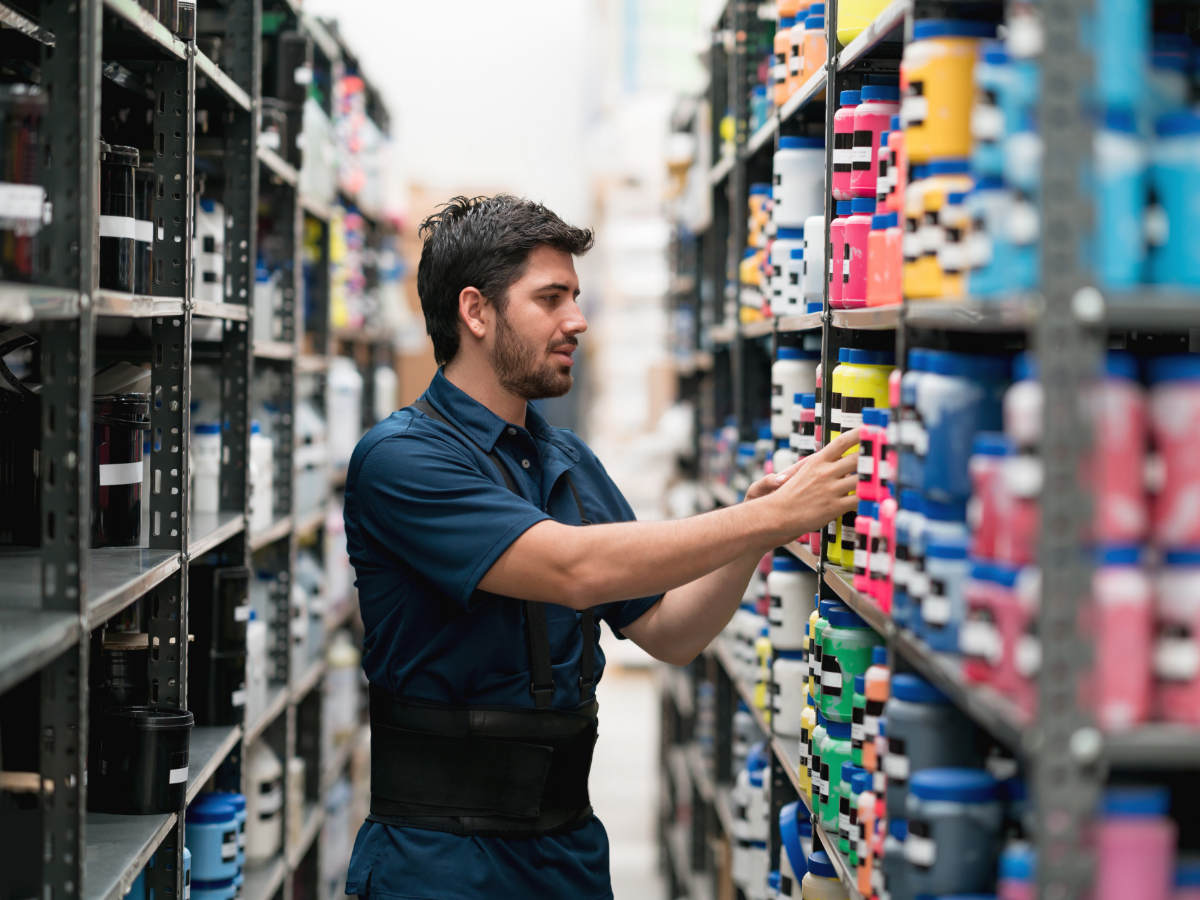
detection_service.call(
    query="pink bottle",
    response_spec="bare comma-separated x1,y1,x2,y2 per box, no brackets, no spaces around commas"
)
874,496,897,611
838,198,875,309
968,432,1014,559
874,409,892,501
962,562,1014,691
828,200,851,307
1148,355,1200,547
884,212,905,303
856,407,880,501
851,85,900,199
1154,550,1200,725
1092,352,1148,543
1092,545,1153,731
853,500,878,594
1095,788,1176,900
832,90,860,200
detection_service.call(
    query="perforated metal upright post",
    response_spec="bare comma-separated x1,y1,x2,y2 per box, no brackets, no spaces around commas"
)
36,0,102,896
1035,0,1103,894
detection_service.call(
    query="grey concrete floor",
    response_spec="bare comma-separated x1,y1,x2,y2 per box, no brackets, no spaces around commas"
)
593,648,665,900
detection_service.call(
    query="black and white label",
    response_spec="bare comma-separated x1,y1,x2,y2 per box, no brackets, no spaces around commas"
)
884,737,909,782
99,461,142,486
851,130,873,169
169,765,189,784
99,214,136,240
221,828,238,860
904,820,936,869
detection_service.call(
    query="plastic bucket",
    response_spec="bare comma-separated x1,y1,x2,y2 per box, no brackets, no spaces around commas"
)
92,393,150,548
92,706,193,814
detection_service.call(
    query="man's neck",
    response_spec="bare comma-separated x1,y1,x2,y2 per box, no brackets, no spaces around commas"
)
443,357,527,429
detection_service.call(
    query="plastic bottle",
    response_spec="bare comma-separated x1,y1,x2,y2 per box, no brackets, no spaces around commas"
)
837,198,876,308
800,689,818,802
802,11,827,86
1095,788,1176,900
904,768,1003,896
192,422,222,514
818,717,853,831
853,501,880,592
901,20,997,164
1093,108,1148,288
820,607,883,722
851,86,901,199
788,10,809,98
1091,352,1147,544
962,561,1023,696
891,492,924,629
810,704,828,813
862,646,889,772
833,91,861,200
881,818,912,900
967,432,1014,559
836,0,892,45
780,800,810,898
773,346,819,439
1148,356,1200,547
771,229,808,315
795,393,817,458
185,794,239,882
912,160,975,299
1154,550,1200,725
1093,545,1153,731
1095,0,1149,111
854,770,876,895
856,407,881,502
248,420,275,533
808,606,823,698
803,214,827,305
874,494,897,610
802,850,849,900
775,650,808,739
783,248,806,313
883,210,905,303
245,740,283,863
838,760,867,854
884,674,982,820
884,116,907,215
1175,857,1200,900
828,201,852,308
769,555,817,652
775,137,827,228
919,533,970,652
775,17,797,108
938,190,970,298
850,672,868,765
827,349,851,563
1149,112,1200,286
866,213,891,306
997,841,1035,900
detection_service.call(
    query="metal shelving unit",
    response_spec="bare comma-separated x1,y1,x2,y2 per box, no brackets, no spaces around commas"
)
0,1,381,898
663,0,1200,896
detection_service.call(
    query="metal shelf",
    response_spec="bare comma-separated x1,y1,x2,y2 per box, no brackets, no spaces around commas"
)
708,154,735,186
709,322,737,345
742,318,775,338
186,725,243,803
195,49,252,112
904,298,1035,332
242,854,288,900
331,326,394,344
102,0,186,60
0,281,80,322
772,735,805,800
85,812,177,900
782,540,819,571
1104,725,1200,767
193,299,251,321
0,0,54,44
254,339,297,360
244,684,289,746
0,610,79,695
745,114,779,157
296,354,330,374
257,145,300,187
776,311,824,332
291,657,326,701
249,516,293,552
95,290,185,319
287,802,326,868
294,508,326,540
777,66,828,123
300,194,334,222
813,825,866,900
189,511,246,559
829,305,901,331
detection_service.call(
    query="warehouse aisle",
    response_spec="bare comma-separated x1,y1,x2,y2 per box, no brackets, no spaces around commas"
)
593,657,664,900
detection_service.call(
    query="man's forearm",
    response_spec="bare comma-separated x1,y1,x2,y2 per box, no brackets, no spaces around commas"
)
620,548,765,665
481,499,783,609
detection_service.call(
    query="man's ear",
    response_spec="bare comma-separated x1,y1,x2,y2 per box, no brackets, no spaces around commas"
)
458,286,489,339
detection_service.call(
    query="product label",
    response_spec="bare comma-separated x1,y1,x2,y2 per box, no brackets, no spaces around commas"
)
858,454,875,476
853,547,868,571
851,707,865,743
0,182,46,224
135,220,153,243
820,762,830,805
851,129,874,169
833,132,854,172
221,829,237,860
800,728,810,769
99,214,136,240
839,809,851,840
231,688,247,707
811,752,823,795
99,461,142,486
769,593,784,625
1155,634,1199,681
901,82,927,127
873,770,886,794
790,49,802,76
169,765,189,784
922,593,952,626
822,660,843,695
960,618,1003,665
258,781,282,816
1015,633,1042,678
870,551,890,577
864,714,879,737
884,738,909,782
904,822,936,869
234,604,251,621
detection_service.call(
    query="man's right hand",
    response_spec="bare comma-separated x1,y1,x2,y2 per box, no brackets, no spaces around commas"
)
752,428,861,542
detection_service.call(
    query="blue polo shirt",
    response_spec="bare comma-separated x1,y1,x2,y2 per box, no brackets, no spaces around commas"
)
342,369,661,900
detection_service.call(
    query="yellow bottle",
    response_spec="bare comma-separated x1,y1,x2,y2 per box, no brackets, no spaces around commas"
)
837,351,895,566
755,630,773,724
799,686,817,803
836,0,892,47
807,610,821,699
827,349,851,564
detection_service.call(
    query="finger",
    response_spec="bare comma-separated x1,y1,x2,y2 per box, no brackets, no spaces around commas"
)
830,453,860,477
835,494,861,517
773,457,808,484
819,428,862,459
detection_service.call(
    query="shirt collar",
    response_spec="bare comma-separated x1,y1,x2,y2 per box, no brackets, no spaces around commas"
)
423,369,579,462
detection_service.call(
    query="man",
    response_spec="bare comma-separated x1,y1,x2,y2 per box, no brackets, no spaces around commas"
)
343,195,858,900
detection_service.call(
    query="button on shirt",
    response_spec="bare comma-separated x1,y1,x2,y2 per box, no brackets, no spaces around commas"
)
342,369,661,900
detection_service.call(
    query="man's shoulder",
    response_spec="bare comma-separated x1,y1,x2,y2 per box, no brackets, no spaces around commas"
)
347,407,476,486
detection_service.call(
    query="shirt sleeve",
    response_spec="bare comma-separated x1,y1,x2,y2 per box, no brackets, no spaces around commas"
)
354,431,552,611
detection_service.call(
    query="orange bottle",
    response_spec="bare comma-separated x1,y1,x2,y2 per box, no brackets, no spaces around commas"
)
787,3,810,97
774,17,797,108
801,6,827,85
884,116,906,215
884,212,904,304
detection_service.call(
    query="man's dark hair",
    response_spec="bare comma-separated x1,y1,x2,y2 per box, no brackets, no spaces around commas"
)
416,195,595,365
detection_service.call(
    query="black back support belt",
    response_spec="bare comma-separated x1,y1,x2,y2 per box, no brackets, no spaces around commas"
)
366,398,600,838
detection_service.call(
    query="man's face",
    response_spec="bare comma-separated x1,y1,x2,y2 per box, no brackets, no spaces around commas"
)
489,245,587,400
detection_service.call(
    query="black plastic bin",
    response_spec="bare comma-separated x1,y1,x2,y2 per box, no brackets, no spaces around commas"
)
91,706,193,814
92,393,150,548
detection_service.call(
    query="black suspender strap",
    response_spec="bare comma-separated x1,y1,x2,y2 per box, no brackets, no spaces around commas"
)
411,398,595,707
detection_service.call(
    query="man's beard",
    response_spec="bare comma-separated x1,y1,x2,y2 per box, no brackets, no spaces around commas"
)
490,311,576,401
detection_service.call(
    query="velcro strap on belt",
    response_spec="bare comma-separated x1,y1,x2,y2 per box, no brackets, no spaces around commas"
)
370,722,554,819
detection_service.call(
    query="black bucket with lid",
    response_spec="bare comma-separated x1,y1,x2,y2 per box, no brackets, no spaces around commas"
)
92,393,150,548
91,706,194,814
99,143,138,292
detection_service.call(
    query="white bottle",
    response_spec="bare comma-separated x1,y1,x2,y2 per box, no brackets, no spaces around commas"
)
192,421,221,513
773,136,827,228
326,357,364,470
803,214,827,304
767,555,817,651
772,348,818,439
373,366,398,423
245,610,268,726
249,420,275,533
770,228,806,312
286,757,306,848
195,199,225,304
785,248,806,313
245,739,283,863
